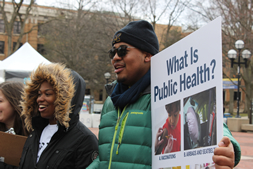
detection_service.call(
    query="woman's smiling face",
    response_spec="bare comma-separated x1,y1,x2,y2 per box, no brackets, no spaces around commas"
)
0,90,15,129
37,81,57,124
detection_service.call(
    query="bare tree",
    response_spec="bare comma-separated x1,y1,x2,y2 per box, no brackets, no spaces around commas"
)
146,0,190,50
104,0,190,51
189,0,253,119
160,26,184,49
0,0,35,56
143,0,189,29
41,1,117,92
106,0,143,24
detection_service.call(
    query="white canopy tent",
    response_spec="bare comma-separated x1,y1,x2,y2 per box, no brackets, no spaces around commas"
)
0,60,3,83
0,42,51,83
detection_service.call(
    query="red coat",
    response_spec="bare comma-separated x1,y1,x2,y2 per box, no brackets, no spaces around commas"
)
162,114,181,153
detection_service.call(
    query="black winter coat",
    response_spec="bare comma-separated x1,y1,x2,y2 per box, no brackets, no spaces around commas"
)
19,70,98,169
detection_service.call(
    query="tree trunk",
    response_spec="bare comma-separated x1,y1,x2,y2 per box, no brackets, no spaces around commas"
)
244,65,252,123
7,34,12,56
229,89,234,115
0,0,35,56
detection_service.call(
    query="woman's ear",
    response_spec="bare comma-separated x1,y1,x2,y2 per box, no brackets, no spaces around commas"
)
144,53,152,62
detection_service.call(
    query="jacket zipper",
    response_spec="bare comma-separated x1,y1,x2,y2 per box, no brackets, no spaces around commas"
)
108,106,127,169
116,112,129,155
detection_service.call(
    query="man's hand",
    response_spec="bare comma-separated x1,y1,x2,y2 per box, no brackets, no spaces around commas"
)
213,136,235,169
155,127,164,153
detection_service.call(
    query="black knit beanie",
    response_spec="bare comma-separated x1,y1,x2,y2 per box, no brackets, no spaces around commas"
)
112,20,159,55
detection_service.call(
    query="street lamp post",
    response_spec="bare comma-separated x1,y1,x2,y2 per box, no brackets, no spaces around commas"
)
227,40,251,118
104,72,111,84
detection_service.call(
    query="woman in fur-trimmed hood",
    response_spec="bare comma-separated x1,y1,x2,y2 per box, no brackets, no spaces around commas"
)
19,63,98,169
21,63,74,132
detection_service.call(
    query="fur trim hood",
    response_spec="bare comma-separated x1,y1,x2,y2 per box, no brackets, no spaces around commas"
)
21,63,76,132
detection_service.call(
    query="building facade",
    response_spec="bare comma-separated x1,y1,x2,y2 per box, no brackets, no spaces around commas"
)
0,2,65,60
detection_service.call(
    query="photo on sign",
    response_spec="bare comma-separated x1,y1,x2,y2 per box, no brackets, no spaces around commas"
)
183,87,217,150
159,166,181,169
154,100,181,155
185,162,215,169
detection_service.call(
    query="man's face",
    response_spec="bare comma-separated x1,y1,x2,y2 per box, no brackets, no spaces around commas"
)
168,109,180,130
111,42,151,86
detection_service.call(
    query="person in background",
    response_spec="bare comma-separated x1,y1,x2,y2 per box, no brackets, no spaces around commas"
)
87,20,240,169
0,81,28,135
19,63,98,169
0,81,29,169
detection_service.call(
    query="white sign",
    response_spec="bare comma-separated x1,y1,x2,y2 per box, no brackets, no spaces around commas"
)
151,17,223,168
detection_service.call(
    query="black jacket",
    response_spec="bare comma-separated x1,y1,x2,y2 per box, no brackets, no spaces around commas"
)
19,68,98,169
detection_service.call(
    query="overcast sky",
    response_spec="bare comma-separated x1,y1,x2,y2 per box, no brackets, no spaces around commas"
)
35,0,64,7
32,0,202,29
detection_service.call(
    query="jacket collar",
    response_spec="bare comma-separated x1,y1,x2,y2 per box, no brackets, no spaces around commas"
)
105,81,151,96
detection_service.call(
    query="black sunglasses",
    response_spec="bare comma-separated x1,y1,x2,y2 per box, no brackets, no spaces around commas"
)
108,45,135,59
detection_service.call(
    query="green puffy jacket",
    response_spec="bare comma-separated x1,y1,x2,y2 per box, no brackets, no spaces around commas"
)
87,84,241,169
223,123,241,166
88,84,152,169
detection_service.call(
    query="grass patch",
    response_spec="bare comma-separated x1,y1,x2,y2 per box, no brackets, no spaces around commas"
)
231,113,248,118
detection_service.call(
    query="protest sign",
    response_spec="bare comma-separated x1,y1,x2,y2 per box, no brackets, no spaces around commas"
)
151,17,223,169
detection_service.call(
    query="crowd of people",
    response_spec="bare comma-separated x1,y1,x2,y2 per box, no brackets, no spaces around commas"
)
0,20,240,169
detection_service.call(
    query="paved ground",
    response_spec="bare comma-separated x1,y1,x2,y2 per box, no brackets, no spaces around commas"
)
88,128,253,168
232,131,253,169
89,128,99,138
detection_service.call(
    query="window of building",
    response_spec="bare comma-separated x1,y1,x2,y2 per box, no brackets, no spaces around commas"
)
0,41,4,54
13,21,21,34
234,91,241,101
37,44,45,55
85,89,90,95
38,22,43,35
99,89,103,101
13,42,22,51
223,90,225,103
0,19,4,33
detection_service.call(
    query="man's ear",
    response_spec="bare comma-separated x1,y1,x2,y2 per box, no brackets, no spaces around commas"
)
144,53,152,62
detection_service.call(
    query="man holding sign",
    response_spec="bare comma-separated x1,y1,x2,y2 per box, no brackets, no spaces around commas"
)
87,20,240,169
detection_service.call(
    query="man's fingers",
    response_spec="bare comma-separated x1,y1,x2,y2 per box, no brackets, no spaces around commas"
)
213,137,235,168
218,136,230,147
214,146,234,158
213,145,235,168
213,154,234,168
214,163,232,169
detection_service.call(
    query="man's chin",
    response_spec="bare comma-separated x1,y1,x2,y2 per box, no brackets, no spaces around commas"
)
116,76,126,83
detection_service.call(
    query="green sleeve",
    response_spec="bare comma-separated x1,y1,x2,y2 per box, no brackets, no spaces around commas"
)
223,122,241,166
86,156,99,169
